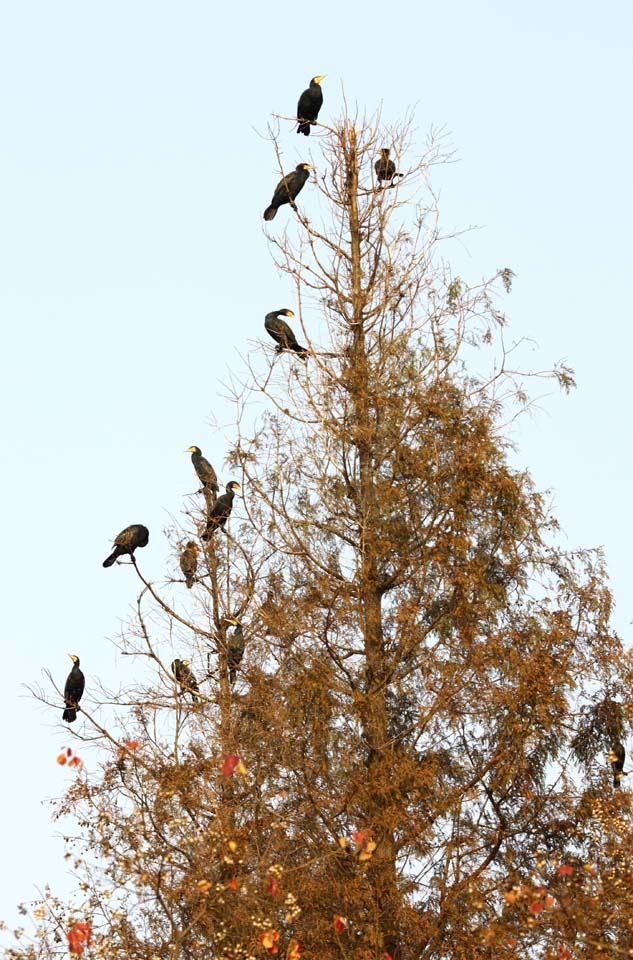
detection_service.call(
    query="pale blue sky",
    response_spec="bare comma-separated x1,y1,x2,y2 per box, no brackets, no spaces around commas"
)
1,0,632,928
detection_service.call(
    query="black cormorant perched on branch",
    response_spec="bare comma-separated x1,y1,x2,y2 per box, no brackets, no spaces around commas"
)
226,619,245,685
186,445,219,501
263,164,311,221
63,655,85,723
375,148,402,187
171,659,199,701
202,482,241,539
609,742,626,787
296,76,325,135
265,309,308,359
103,524,149,567
180,541,199,588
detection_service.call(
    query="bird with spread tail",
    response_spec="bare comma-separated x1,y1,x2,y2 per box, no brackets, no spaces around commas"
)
63,655,85,723
179,541,199,588
103,524,149,567
375,148,402,187
265,309,308,359
171,659,199,701
187,445,219,501
296,75,325,135
202,482,241,539
263,164,311,221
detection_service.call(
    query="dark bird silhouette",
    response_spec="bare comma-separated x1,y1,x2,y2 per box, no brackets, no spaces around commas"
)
374,148,402,187
202,482,240,539
171,658,199,701
296,75,325,135
226,619,245,685
186,445,219,501
103,524,149,567
63,655,85,723
180,541,199,588
263,164,311,221
608,742,626,787
265,309,308,359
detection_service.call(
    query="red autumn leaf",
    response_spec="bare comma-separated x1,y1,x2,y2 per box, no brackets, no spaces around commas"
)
287,939,303,960
221,755,240,777
557,947,571,959
260,930,279,953
334,915,347,934
352,831,365,847
228,878,239,890
384,953,394,960
557,865,574,877
528,901,543,914
67,747,73,757
68,756,82,768
507,938,517,947
267,874,279,895
67,921,93,956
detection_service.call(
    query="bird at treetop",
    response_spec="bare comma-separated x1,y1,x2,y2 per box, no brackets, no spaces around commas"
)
263,164,311,221
202,482,241,539
296,75,325,135
186,445,219,501
180,541,199,588
171,658,199,701
374,148,402,186
265,309,308,359
103,524,149,567
608,742,626,787
62,655,85,723
225,618,246,685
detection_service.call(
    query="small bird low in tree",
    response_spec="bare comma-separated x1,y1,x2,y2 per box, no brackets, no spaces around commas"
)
296,75,325,135
202,481,240,539
103,524,149,567
265,309,308,359
171,659,199,701
608,742,626,787
263,164,311,221
225,618,246,685
374,148,403,187
62,655,85,723
179,541,199,588
186,445,219,502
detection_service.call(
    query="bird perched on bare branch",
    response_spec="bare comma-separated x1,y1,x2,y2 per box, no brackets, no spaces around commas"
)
202,482,241,539
265,309,308,359
375,148,403,187
264,164,311,221
62,655,85,723
186,445,219,502
225,618,246,685
296,75,325,135
179,541,199,588
103,524,149,567
171,659,199,701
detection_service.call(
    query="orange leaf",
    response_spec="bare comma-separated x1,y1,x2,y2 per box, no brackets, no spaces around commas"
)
221,755,240,777
504,891,518,904
287,940,303,960
334,915,347,934
68,756,82,768
384,953,394,960
125,740,141,750
507,937,517,947
528,901,543,914
196,879,212,893
235,760,247,775
337,837,349,849
557,865,574,877
544,895,555,909
57,753,68,766
352,831,365,847
260,930,280,953
228,878,239,891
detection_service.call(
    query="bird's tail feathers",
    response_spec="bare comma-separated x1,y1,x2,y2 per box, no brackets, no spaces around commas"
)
297,121,311,135
263,206,277,221
102,549,119,568
63,707,78,723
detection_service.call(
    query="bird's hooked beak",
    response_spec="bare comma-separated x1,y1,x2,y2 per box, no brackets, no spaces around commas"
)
283,310,295,318
185,446,196,453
